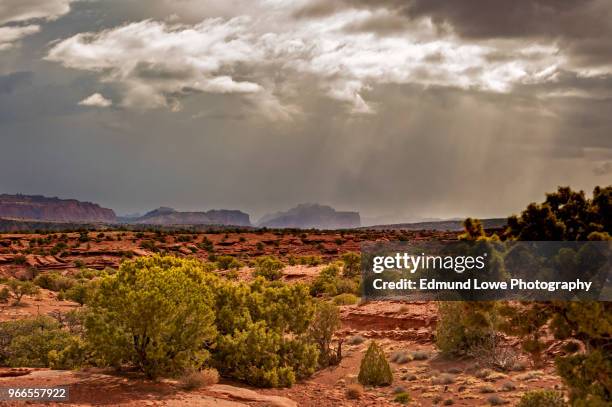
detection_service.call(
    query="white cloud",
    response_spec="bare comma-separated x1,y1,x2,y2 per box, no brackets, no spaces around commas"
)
0,0,73,25
0,0,75,50
0,25,39,50
46,2,567,116
48,18,267,112
79,93,112,107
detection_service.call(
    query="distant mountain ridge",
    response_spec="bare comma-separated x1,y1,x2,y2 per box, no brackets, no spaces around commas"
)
258,204,361,229
129,207,251,227
363,218,507,231
0,194,116,223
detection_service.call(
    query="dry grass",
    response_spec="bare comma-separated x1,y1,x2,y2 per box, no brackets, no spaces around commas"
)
487,395,508,405
432,373,455,385
411,350,429,360
347,335,365,345
390,351,411,364
179,368,219,390
345,383,364,399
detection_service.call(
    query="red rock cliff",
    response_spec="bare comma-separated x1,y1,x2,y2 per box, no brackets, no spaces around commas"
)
0,194,116,223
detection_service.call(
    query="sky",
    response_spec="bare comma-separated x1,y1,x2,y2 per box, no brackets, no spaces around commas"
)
0,0,611,224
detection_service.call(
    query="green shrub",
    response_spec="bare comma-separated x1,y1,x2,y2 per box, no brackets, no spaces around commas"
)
34,273,75,292
288,255,323,266
358,341,393,386
309,301,341,367
215,255,243,271
13,255,27,265
394,392,411,404
216,321,297,387
1,254,352,388
310,264,358,297
85,255,217,378
333,293,359,305
252,256,284,280
501,186,612,405
0,317,85,369
139,240,157,252
435,301,498,357
555,349,610,406
64,282,91,306
341,252,361,278
213,278,318,387
518,390,567,407
7,279,39,305
0,287,9,303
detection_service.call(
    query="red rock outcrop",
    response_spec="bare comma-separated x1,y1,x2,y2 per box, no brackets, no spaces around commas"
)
0,194,116,223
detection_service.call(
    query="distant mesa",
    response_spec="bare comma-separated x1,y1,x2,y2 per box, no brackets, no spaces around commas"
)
0,194,116,223
128,207,251,227
257,204,361,229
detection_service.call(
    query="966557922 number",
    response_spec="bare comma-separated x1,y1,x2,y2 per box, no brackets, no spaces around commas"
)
0,387,69,401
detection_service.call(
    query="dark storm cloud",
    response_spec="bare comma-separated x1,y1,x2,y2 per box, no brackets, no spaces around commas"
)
400,0,602,39
297,0,608,39
403,0,612,67
296,0,612,67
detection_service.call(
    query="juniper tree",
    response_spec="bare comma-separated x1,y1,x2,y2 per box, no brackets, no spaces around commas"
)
501,186,612,406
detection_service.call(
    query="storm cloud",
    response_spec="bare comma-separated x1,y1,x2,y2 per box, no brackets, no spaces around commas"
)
0,0,610,223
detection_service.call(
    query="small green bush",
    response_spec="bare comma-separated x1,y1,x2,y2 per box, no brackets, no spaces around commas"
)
34,272,74,292
213,280,318,388
0,317,85,369
288,255,323,266
518,390,567,407
358,341,393,386
64,282,91,306
252,256,284,280
8,280,39,305
311,264,358,297
341,252,361,278
309,301,341,367
394,392,411,404
435,302,498,357
215,255,243,271
0,287,9,303
333,293,358,305
13,255,27,265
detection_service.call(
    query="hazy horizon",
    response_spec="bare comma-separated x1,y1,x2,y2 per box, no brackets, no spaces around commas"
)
1,0,611,224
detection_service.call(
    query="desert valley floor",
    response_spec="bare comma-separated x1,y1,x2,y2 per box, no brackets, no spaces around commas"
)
0,230,565,406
